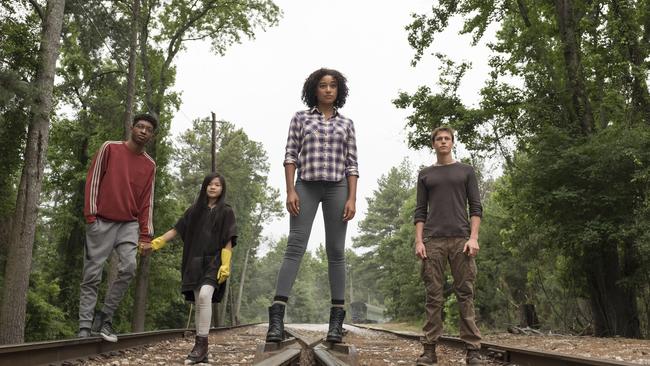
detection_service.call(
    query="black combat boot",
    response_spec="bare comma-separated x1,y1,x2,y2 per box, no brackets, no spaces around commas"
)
416,343,437,366
185,335,208,364
265,303,285,342
326,306,346,343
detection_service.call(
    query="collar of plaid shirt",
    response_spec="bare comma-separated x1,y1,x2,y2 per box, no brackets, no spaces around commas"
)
310,106,339,117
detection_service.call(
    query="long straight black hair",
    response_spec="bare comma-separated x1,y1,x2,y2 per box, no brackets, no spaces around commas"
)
186,172,227,235
194,172,227,209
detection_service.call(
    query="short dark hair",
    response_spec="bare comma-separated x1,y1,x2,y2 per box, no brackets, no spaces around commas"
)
431,126,455,143
132,113,158,130
302,68,349,108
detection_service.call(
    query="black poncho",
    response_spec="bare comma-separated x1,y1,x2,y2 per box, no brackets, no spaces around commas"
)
174,203,237,303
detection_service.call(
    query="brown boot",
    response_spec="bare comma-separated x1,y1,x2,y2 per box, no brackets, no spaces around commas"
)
466,348,485,365
416,343,437,366
185,335,208,364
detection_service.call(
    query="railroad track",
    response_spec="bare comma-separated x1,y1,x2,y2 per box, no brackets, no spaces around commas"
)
0,323,640,366
253,328,357,365
351,323,639,366
0,323,257,366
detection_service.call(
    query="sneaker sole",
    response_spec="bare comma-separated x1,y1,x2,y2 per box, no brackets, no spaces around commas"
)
100,333,118,342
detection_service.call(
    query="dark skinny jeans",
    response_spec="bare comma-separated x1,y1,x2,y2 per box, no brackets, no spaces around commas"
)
274,179,348,302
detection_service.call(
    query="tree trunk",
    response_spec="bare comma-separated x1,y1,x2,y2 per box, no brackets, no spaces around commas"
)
123,0,150,333
610,0,650,125
518,304,539,328
57,136,88,320
0,216,10,255
212,303,219,328
0,0,66,345
131,255,150,332
219,279,230,326
123,0,140,139
554,0,594,135
234,248,249,325
585,242,640,337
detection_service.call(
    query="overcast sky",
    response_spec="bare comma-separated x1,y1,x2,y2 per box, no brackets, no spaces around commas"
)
170,1,493,253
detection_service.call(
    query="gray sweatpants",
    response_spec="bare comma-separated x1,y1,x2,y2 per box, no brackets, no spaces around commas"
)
79,218,139,329
275,179,348,301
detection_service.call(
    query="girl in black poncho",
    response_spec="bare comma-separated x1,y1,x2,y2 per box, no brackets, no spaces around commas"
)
150,173,237,364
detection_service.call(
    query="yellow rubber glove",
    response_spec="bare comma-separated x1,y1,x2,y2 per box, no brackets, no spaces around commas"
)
151,236,167,251
217,248,232,284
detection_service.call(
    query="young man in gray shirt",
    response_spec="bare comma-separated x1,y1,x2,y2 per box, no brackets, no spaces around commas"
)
414,126,484,365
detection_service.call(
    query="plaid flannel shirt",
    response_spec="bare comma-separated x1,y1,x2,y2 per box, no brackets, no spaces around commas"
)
284,108,359,181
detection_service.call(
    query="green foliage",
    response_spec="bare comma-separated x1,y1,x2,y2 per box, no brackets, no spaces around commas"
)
173,118,282,325
242,238,331,323
399,0,650,337
241,239,285,322
25,273,74,342
155,0,281,56
174,118,282,251
0,0,283,342
352,159,415,310
0,1,40,245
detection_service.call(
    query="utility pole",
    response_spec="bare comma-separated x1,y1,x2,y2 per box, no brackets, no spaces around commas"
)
211,112,217,172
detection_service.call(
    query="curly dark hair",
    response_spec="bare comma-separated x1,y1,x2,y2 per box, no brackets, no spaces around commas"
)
301,68,349,108
132,113,158,130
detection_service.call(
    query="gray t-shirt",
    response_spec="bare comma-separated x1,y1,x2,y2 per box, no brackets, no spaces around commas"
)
414,162,482,238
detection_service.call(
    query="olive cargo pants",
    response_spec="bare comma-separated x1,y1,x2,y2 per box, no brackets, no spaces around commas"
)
421,237,481,349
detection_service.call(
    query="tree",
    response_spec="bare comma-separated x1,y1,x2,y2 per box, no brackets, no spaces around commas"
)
131,0,281,331
0,0,40,277
352,159,415,308
41,0,139,330
173,118,282,325
0,0,66,344
399,0,650,337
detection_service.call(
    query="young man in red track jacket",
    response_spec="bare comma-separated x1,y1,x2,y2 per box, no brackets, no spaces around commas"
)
77,114,157,342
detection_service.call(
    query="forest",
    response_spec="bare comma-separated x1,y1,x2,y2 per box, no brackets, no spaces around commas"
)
1,0,649,345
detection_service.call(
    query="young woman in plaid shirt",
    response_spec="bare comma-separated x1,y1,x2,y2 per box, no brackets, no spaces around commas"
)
266,68,359,343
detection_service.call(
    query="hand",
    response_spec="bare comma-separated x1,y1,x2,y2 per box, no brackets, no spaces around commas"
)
463,238,480,257
342,199,356,221
151,236,167,251
286,189,300,216
217,248,232,284
415,241,427,259
139,241,152,256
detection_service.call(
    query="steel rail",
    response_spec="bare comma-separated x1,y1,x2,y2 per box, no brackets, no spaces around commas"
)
348,324,638,366
0,323,258,366
284,328,355,366
254,328,355,366
253,336,303,366
313,346,349,366
252,347,301,366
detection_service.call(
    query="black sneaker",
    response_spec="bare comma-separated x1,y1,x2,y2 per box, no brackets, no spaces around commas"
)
77,328,91,338
99,321,118,342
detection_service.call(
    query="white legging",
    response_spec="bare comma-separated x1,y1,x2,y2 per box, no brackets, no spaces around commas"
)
193,285,215,336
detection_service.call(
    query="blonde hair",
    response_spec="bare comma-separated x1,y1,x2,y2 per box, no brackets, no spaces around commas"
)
431,126,455,143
